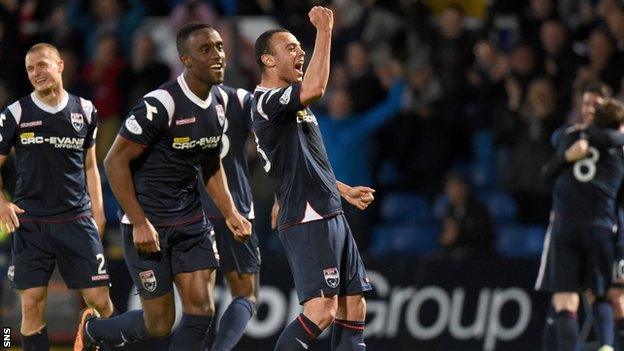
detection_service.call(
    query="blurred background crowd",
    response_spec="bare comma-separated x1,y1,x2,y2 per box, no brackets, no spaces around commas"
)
0,0,621,284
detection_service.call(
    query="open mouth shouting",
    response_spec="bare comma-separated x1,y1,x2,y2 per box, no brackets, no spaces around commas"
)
295,59,304,76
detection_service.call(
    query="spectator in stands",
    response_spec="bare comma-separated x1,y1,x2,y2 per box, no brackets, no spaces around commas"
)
430,5,473,101
60,48,90,98
317,65,405,250
39,5,82,54
83,33,125,163
345,41,386,113
538,20,579,111
395,63,451,194
508,78,561,223
120,33,170,112
520,0,557,47
438,173,495,257
575,27,624,92
68,0,145,59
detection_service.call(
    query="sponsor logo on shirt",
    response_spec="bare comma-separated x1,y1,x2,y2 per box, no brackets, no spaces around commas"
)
71,112,84,131
125,115,143,135
296,110,318,126
20,120,42,128
19,132,84,150
172,135,221,150
175,117,197,126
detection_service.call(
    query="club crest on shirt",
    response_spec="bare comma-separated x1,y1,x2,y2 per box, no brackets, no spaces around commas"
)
216,105,225,126
71,113,84,131
323,267,340,288
139,270,157,292
280,86,292,105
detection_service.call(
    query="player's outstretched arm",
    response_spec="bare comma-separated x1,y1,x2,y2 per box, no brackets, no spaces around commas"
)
205,160,252,242
0,154,24,233
336,180,375,211
300,6,333,106
104,136,160,252
85,146,106,237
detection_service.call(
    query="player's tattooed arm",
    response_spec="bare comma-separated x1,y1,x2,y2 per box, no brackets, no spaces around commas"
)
85,146,106,237
336,180,375,211
0,154,24,233
205,160,252,242
104,136,160,253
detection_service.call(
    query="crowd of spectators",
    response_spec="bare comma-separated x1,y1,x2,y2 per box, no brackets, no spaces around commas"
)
0,0,622,257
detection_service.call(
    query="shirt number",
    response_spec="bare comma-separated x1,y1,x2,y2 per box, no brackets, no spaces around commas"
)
573,146,599,182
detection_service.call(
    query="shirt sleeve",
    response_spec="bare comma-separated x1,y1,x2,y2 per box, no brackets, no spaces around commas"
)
119,96,169,146
255,84,305,123
80,98,98,149
237,88,253,132
0,108,17,155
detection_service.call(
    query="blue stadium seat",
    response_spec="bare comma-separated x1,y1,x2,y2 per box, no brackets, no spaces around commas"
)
481,192,517,223
369,224,439,257
472,130,494,165
497,225,546,258
380,192,429,223
431,194,449,221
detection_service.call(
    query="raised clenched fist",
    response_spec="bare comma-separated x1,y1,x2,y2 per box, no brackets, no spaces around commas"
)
309,6,333,32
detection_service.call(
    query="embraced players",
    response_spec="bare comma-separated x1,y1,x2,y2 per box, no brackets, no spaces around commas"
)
0,43,114,351
74,23,251,351
252,6,375,351
536,95,624,351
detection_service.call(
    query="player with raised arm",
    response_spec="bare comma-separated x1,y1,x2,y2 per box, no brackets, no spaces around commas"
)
199,84,261,351
73,23,251,351
0,43,113,351
252,7,375,351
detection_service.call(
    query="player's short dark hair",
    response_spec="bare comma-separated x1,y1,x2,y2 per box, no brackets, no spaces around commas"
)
581,81,612,98
594,98,624,129
176,22,213,54
254,29,290,71
26,43,61,58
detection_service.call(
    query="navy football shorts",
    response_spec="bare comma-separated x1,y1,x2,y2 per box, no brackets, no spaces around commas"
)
279,214,372,304
536,217,616,296
9,216,109,290
212,217,260,274
122,217,219,299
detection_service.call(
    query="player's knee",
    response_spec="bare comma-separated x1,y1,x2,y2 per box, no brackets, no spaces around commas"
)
84,295,112,314
20,295,44,319
145,315,174,338
552,292,580,313
304,300,337,329
185,299,215,316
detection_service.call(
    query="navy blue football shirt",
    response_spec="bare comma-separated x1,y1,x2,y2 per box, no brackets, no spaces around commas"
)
119,75,226,226
200,85,254,219
0,92,97,220
251,83,342,229
552,125,624,229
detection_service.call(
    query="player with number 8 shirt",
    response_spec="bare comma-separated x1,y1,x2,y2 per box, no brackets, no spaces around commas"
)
536,93,624,350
